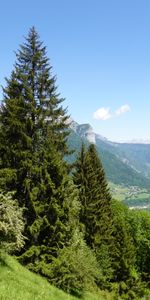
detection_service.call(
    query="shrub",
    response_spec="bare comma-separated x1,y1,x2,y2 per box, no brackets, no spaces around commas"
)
48,230,101,296
0,190,25,253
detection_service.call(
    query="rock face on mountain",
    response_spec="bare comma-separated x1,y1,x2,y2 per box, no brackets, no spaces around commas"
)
69,119,96,144
69,118,110,144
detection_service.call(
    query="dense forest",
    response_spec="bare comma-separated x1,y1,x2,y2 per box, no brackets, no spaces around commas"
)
0,27,150,300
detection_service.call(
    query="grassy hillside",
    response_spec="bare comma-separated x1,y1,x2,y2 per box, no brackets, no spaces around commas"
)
0,254,115,300
0,254,77,300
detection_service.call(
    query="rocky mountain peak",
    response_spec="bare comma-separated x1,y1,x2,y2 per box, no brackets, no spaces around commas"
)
69,119,96,144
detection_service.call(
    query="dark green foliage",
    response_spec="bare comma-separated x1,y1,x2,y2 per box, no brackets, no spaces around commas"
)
19,176,81,273
0,27,70,194
73,144,113,249
0,27,69,232
73,144,114,288
0,27,81,283
0,27,70,213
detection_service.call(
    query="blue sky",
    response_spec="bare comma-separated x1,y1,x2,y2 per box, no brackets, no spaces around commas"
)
1,0,150,142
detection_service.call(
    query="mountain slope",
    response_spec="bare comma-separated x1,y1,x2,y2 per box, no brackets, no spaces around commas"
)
113,143,150,178
68,121,150,190
96,138,150,189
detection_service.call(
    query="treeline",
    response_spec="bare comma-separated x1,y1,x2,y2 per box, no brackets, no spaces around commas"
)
0,27,150,299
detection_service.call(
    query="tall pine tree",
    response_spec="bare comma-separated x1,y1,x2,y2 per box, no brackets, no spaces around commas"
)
73,143,114,287
73,143,113,250
0,27,78,277
0,26,70,209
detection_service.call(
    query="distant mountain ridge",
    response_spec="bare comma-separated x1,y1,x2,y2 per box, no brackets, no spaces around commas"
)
120,138,150,144
68,120,150,190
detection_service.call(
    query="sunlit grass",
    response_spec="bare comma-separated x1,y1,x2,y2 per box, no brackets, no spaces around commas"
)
0,254,77,300
0,254,108,300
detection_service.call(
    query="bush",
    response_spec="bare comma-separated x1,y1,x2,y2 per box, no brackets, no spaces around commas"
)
0,190,25,253
48,230,101,296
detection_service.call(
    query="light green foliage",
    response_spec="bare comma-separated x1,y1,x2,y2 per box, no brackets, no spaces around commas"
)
95,244,113,287
129,209,150,281
0,191,25,253
48,229,101,296
111,200,136,282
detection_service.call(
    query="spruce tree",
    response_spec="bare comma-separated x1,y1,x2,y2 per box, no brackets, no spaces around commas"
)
74,144,113,249
73,143,114,286
0,27,77,275
86,144,113,247
0,27,70,211
1,29,69,155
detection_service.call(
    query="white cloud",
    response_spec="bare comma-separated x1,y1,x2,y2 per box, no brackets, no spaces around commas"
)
115,104,131,116
93,104,131,121
93,107,112,120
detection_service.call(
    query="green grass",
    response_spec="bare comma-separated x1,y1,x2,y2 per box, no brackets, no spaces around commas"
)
0,254,78,300
0,254,106,300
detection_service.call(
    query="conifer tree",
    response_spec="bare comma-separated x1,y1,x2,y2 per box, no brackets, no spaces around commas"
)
0,27,70,213
20,174,81,273
73,144,114,286
86,144,113,248
0,27,78,275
